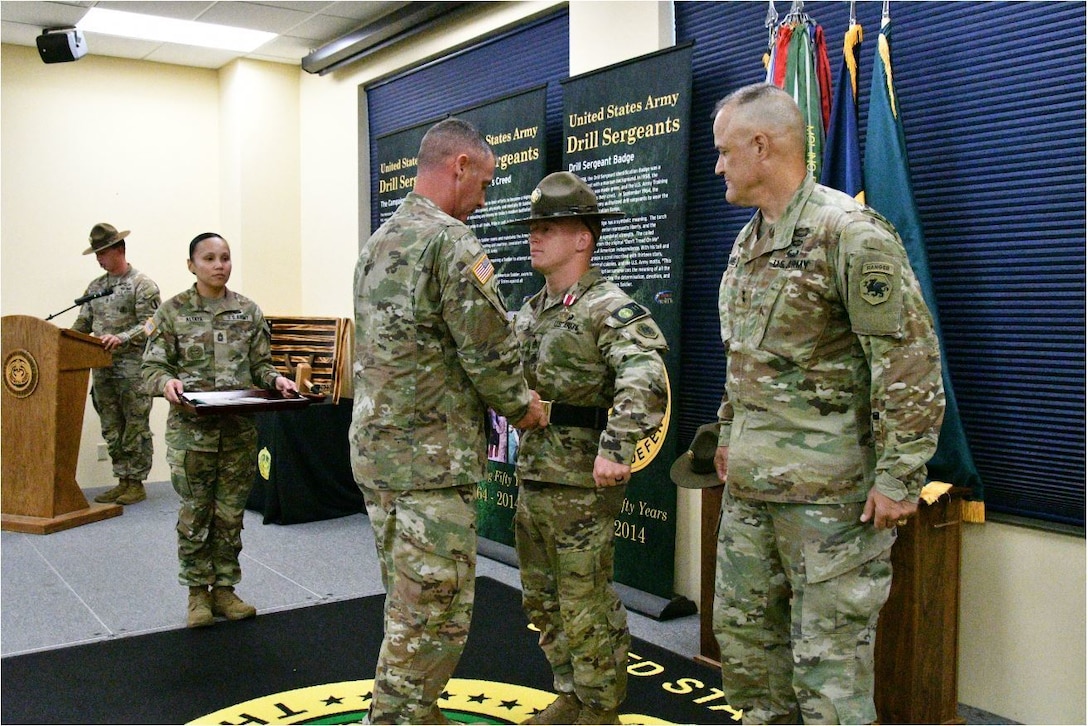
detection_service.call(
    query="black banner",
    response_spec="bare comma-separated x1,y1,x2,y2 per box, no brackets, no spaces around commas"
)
459,87,549,546
561,45,693,598
373,118,437,227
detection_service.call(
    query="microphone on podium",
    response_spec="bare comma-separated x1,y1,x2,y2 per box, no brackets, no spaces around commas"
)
74,287,114,305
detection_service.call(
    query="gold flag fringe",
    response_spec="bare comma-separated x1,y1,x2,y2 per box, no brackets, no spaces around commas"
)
962,500,986,524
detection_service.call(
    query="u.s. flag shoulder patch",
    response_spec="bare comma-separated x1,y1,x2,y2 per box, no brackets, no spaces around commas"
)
143,317,157,337
471,254,495,285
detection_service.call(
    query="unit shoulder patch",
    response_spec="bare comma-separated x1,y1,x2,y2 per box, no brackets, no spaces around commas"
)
849,253,904,336
609,301,649,326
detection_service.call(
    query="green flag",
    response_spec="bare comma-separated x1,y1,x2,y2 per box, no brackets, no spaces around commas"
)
864,18,985,517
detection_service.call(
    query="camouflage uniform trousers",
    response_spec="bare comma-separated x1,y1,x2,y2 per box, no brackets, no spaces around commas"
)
362,484,477,724
515,480,630,711
167,440,256,587
91,371,153,481
713,492,895,725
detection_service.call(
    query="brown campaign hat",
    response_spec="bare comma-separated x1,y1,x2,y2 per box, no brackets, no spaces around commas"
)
83,222,130,255
507,171,623,226
669,422,723,489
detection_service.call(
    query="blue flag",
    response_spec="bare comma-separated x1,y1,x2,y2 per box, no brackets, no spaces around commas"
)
864,19,985,516
820,23,864,201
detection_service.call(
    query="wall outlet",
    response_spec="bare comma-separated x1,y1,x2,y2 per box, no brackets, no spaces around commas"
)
97,443,108,461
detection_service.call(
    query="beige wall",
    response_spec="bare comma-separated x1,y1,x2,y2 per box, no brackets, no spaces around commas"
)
1,1,1084,722
1,44,303,487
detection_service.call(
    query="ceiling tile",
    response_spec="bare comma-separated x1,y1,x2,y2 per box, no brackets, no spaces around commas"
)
0,1,87,27
251,1,337,12
197,1,315,33
286,12,360,43
252,33,314,61
323,1,406,22
95,1,216,22
0,0,438,70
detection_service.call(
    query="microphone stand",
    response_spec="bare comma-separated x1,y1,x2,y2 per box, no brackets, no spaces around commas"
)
45,302,80,322
45,287,114,321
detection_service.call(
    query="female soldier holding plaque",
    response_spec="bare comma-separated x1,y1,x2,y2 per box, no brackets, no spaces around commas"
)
143,232,297,628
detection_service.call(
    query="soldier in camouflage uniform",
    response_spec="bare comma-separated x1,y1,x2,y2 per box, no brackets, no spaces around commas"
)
349,117,546,725
72,223,160,505
508,172,669,726
710,83,945,724
143,232,297,629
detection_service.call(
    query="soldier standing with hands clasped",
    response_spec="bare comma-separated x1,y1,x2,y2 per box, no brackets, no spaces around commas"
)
349,117,545,725
72,222,160,506
709,83,945,724
509,172,669,726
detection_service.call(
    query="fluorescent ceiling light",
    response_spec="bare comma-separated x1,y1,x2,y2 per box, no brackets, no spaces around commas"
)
76,7,277,52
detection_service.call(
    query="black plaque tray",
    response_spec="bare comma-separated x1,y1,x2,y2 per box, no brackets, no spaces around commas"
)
178,389,317,416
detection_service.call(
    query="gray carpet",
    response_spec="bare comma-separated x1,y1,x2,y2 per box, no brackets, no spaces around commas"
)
1,481,1018,723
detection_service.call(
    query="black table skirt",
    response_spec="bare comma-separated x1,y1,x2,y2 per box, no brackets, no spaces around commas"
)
247,400,364,524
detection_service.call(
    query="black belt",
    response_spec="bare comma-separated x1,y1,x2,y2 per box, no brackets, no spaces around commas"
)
544,401,610,430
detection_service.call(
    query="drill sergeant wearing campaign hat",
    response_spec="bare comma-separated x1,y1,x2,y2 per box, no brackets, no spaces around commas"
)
72,223,161,505
509,172,669,725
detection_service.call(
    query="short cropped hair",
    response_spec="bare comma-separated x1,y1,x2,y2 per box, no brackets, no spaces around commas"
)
417,117,493,171
712,83,804,152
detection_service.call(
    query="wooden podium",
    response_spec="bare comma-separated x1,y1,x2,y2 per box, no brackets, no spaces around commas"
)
698,485,964,724
2,315,123,534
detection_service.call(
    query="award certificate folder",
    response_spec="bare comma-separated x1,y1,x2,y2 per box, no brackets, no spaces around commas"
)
178,389,314,416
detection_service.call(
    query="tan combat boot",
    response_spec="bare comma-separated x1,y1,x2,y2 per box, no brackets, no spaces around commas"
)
211,586,257,620
115,480,146,505
93,480,128,503
572,705,621,725
188,586,214,628
523,692,581,725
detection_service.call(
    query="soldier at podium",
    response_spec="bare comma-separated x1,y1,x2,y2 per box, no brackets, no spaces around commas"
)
72,222,161,506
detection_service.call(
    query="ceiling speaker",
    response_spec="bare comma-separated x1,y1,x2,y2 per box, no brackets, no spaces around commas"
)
36,28,87,64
